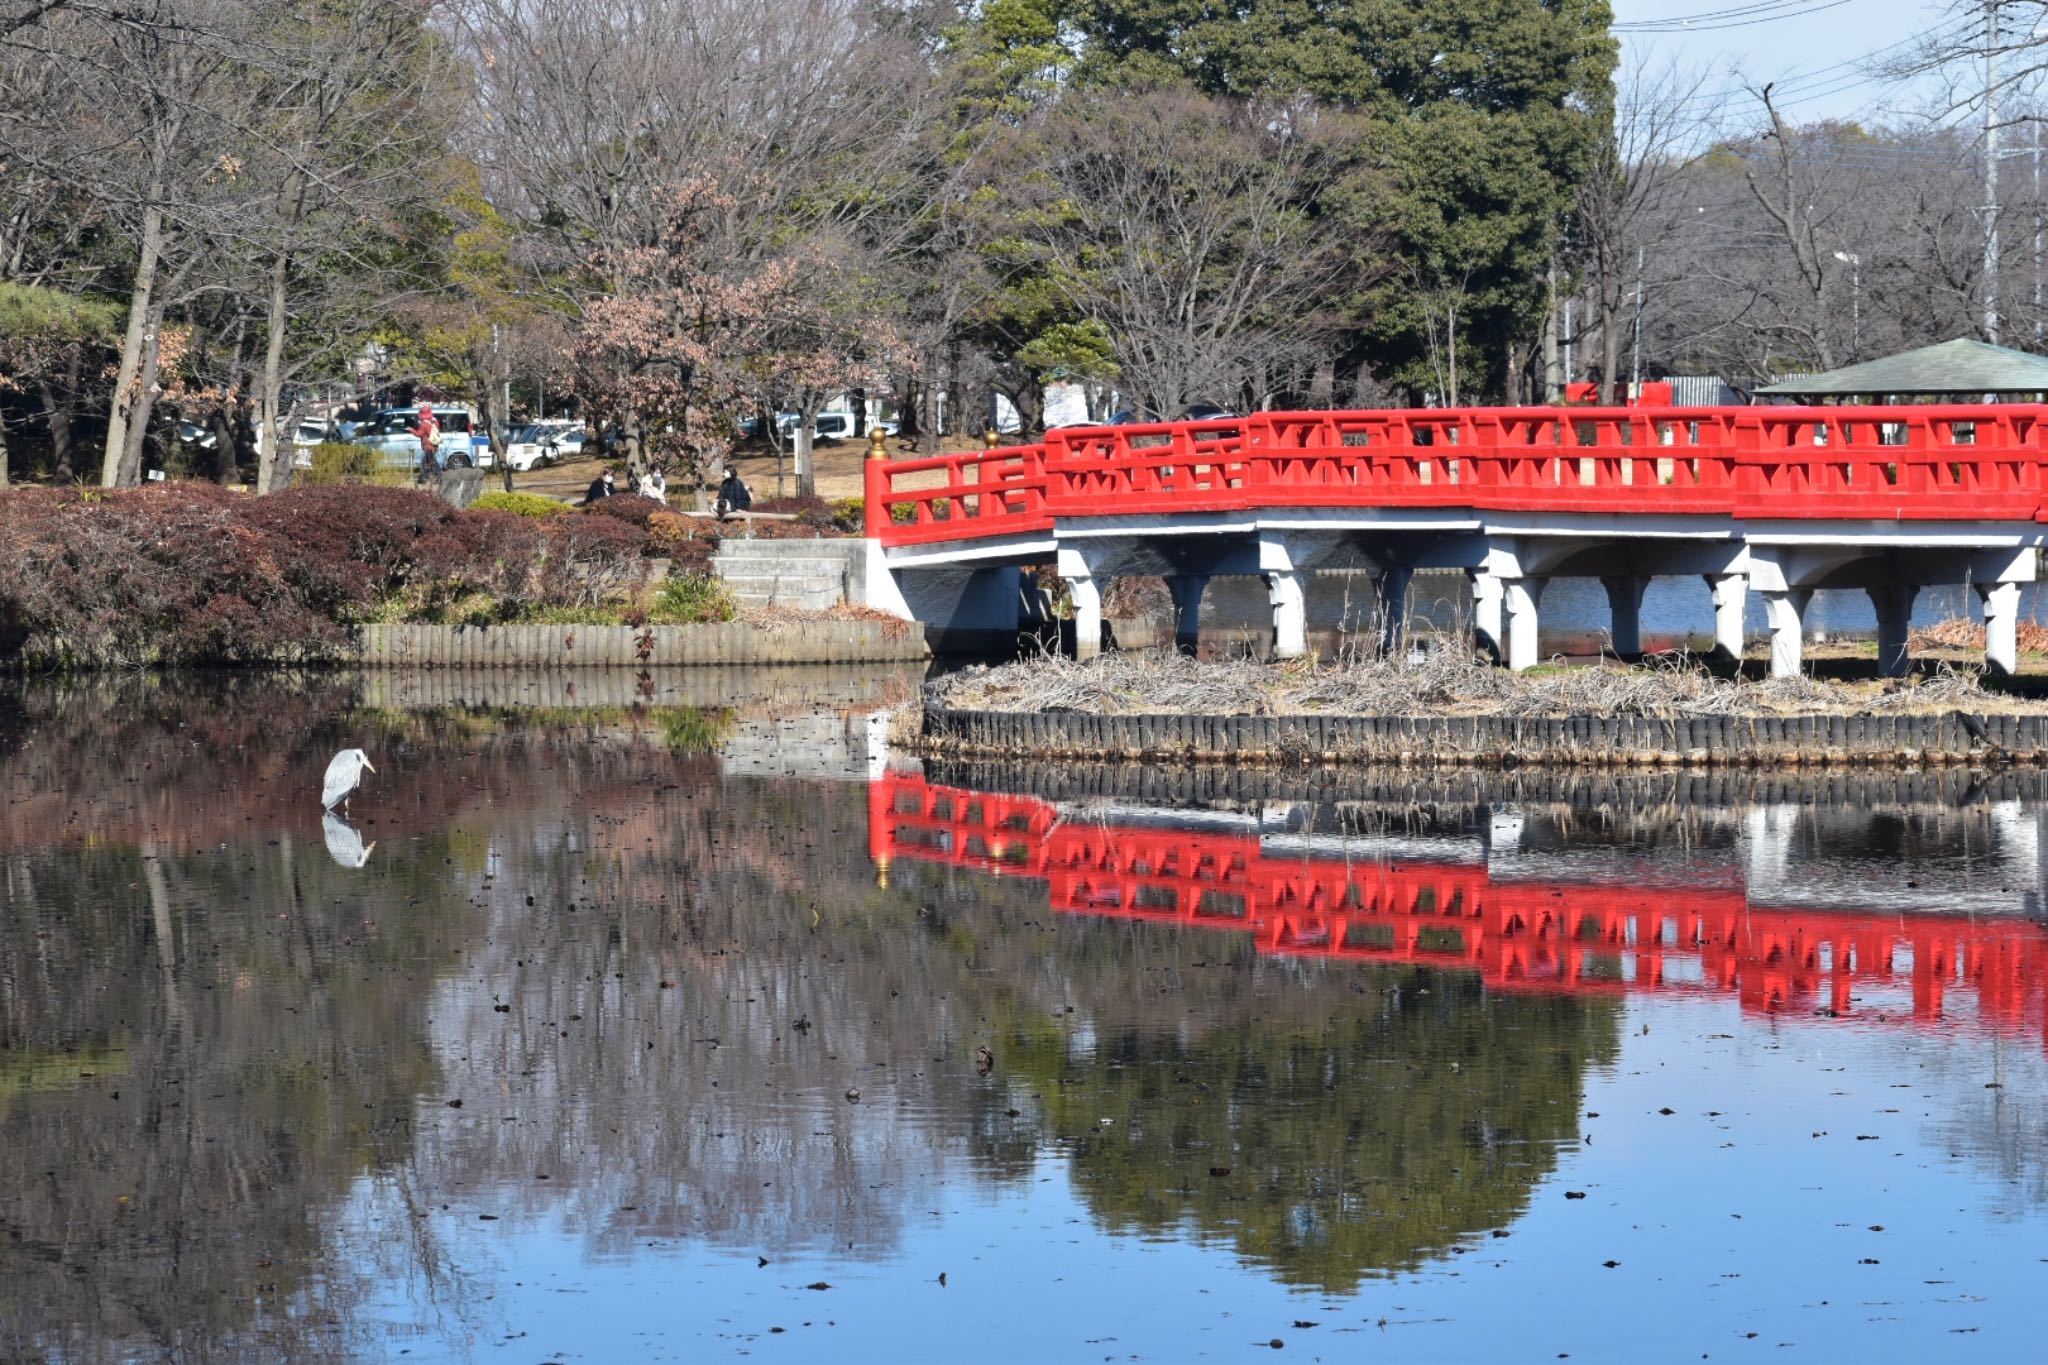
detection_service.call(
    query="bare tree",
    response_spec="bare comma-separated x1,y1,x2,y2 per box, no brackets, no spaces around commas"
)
454,0,948,488
1030,85,1373,418
1573,57,1719,403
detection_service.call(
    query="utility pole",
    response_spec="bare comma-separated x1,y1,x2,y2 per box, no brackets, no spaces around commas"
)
1564,297,1575,390
1630,246,1646,393
2034,117,2042,343
1986,0,2002,345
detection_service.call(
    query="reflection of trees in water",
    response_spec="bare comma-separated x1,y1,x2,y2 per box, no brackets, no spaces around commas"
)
889,856,1624,1293
400,774,1021,1261
1025,973,1617,1293
0,679,1621,1345
0,838,449,1361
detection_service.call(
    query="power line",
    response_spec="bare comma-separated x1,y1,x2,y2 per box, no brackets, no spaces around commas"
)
1613,1,1857,34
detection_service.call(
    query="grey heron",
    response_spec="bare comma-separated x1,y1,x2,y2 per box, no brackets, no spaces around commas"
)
322,811,376,868
322,748,375,814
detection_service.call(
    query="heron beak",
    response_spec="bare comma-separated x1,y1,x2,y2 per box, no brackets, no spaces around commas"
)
364,760,376,774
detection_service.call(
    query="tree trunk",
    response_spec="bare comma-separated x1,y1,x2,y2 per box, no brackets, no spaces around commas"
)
795,420,815,500
850,387,868,438
1308,357,1335,408
1598,298,1623,406
40,355,77,482
208,407,238,484
103,199,166,487
255,251,291,493
897,375,922,443
620,410,643,475
0,408,10,487
1542,262,1561,402
118,296,168,485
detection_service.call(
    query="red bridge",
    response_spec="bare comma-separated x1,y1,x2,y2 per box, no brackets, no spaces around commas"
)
869,772,2048,1047
860,406,2047,675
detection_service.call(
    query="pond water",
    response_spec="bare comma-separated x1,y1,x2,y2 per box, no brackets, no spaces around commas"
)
2,672,2046,1362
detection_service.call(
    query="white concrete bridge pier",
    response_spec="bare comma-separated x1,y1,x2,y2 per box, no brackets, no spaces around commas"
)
1745,540,2037,679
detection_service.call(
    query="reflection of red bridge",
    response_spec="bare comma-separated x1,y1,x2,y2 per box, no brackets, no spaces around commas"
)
871,773,2048,1046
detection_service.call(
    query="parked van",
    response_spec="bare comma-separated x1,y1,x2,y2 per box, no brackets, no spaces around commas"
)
351,405,484,470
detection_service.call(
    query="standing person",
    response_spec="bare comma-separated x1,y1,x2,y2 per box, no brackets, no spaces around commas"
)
716,465,752,518
412,402,441,484
582,466,616,505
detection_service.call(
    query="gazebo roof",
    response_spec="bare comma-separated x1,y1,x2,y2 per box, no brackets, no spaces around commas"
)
1756,337,2048,397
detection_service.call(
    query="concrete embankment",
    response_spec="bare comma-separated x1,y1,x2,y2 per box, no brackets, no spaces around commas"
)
355,620,928,668
918,704,2048,768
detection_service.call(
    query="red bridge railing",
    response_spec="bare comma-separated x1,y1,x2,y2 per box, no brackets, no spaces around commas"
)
863,405,2048,541
868,773,2048,1042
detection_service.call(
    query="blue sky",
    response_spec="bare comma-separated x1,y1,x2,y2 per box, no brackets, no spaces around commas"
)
1612,0,1956,125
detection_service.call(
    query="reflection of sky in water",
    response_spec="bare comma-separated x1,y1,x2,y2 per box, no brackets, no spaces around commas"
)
4,676,2047,1361
340,996,2047,1362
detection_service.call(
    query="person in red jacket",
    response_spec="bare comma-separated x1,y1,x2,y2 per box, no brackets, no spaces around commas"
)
412,402,441,482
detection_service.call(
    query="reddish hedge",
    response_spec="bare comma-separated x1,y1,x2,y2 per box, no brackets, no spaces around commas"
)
0,482,660,669
581,493,671,533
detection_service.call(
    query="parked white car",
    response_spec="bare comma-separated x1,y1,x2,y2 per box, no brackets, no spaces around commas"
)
502,421,587,472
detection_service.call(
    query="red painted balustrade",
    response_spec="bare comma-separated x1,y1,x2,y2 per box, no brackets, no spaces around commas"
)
862,405,2048,542
868,773,2048,1044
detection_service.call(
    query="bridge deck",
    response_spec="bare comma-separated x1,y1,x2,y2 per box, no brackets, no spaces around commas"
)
865,405,2048,547
860,405,2048,676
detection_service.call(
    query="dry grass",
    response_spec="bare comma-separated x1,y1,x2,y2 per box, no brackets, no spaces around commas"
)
934,643,2007,720
1909,616,2048,654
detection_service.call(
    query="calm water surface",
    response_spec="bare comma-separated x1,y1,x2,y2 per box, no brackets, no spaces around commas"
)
2,672,2045,1362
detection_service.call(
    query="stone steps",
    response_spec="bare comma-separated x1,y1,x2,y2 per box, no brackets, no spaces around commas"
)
711,537,864,610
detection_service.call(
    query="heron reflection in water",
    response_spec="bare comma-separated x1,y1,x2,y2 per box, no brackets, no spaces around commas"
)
322,811,376,869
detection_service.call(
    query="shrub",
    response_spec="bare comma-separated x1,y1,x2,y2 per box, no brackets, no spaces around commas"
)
650,574,734,624
298,443,409,488
753,495,863,537
582,492,668,531
648,510,720,576
241,484,483,615
828,497,865,533
300,441,381,484
0,478,676,669
0,484,335,667
536,512,654,606
472,490,569,518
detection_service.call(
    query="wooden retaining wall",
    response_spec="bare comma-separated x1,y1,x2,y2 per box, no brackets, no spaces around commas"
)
919,704,2048,768
924,757,2048,811
356,621,928,668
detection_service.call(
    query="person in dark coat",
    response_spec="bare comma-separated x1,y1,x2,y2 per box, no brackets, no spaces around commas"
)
716,466,752,518
582,467,616,505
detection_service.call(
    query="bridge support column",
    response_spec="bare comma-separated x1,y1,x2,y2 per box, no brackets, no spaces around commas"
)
1378,567,1413,657
1978,578,2023,676
1470,571,1505,664
1761,589,1812,679
1266,571,1307,659
1058,547,1105,660
1602,574,1648,659
1260,535,1307,660
1707,573,1746,673
1506,577,1546,672
1868,585,1919,679
1165,573,1208,654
